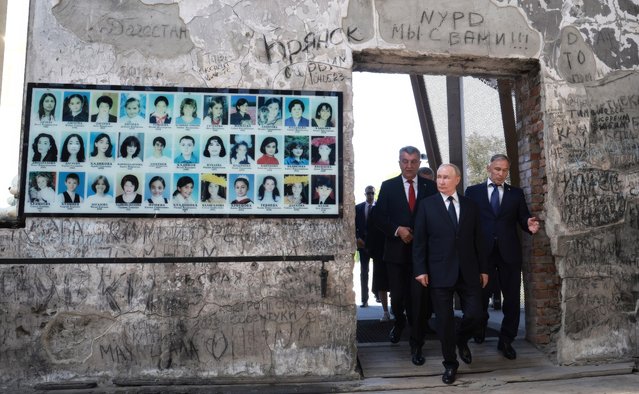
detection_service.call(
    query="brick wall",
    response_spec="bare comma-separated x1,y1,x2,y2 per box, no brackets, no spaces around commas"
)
514,68,561,352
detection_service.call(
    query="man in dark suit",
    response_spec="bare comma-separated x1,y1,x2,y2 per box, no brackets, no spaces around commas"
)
372,146,437,366
355,185,376,307
465,154,539,360
413,163,489,385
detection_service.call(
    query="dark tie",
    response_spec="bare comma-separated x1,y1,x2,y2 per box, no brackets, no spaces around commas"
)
447,196,457,229
490,183,500,215
407,180,416,212
365,204,371,223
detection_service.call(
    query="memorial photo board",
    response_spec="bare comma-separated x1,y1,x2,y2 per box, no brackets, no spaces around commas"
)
20,84,343,218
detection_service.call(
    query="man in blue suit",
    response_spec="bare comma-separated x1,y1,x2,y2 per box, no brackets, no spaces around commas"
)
372,146,437,365
465,154,539,360
355,185,376,307
413,163,489,384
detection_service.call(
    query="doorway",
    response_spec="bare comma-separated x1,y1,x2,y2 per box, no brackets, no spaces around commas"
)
351,70,542,346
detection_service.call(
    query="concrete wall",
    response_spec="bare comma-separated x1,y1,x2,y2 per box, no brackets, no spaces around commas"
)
0,0,638,389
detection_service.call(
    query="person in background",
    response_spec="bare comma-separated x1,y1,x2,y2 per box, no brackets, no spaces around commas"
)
418,167,434,181
367,202,391,321
464,154,539,359
355,185,376,308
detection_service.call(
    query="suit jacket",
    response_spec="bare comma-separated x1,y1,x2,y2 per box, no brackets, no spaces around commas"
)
372,175,437,264
355,201,372,248
465,182,531,267
365,206,385,260
413,193,488,288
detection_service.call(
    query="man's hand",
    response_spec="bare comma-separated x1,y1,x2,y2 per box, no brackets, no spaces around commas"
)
396,226,413,244
480,273,489,288
356,238,366,249
528,217,540,234
415,274,429,287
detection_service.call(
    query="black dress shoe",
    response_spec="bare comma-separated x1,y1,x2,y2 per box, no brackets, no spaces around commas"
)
457,342,472,364
442,367,457,384
389,326,402,343
493,298,502,310
411,346,425,366
473,326,486,344
360,301,368,308
498,340,517,360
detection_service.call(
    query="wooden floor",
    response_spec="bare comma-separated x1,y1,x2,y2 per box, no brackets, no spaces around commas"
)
356,337,636,392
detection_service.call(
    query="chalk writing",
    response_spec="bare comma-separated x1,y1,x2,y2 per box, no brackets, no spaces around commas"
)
262,28,360,65
557,169,625,229
94,18,188,40
376,5,540,55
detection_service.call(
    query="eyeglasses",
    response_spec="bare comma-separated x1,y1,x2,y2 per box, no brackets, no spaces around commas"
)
365,192,375,195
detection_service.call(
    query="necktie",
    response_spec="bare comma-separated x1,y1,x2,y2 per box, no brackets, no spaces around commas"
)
407,180,416,212
365,204,372,222
490,183,500,215
447,196,458,229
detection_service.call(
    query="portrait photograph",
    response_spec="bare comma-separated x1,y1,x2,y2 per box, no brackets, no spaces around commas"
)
256,96,282,127
229,94,256,127
174,94,202,127
90,92,119,123
144,173,171,205
85,173,115,205
119,93,147,125
62,91,90,122
32,89,61,123
203,95,228,126
148,93,174,125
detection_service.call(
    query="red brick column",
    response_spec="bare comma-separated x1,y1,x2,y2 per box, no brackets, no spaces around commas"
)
514,68,561,350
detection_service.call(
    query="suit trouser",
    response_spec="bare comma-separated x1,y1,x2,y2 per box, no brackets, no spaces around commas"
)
358,248,371,304
385,261,413,329
431,276,483,369
410,279,433,349
481,245,521,343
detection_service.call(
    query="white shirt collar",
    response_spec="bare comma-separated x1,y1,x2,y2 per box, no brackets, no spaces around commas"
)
440,192,459,202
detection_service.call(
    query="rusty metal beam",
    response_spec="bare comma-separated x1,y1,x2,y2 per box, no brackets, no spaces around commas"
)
446,76,465,194
497,79,520,187
410,74,442,170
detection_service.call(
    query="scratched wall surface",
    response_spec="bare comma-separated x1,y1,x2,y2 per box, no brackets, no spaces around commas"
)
1,0,639,388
